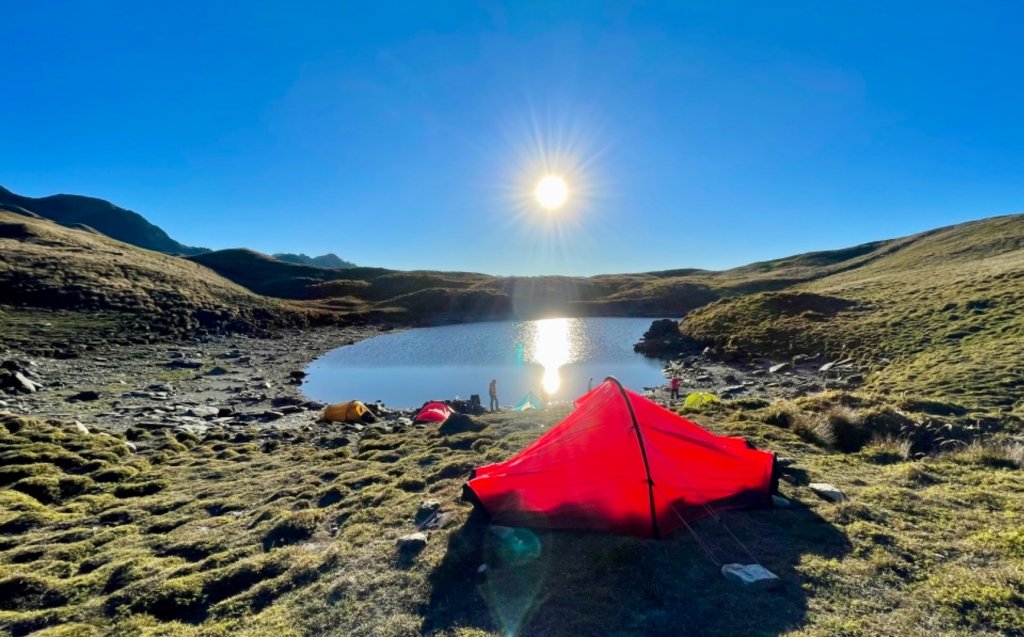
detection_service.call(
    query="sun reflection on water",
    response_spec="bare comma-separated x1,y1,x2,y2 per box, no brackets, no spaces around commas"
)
525,318,585,396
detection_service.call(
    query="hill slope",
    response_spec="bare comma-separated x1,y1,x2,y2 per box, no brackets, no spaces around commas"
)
0,186,208,256
0,210,309,340
680,214,1024,414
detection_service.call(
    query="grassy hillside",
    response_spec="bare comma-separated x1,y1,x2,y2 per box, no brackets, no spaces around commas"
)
1,398,1021,636
681,214,1024,415
0,211,310,341
0,187,207,256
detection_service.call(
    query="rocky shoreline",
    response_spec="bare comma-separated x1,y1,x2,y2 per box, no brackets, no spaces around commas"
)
0,326,388,439
2,318,867,443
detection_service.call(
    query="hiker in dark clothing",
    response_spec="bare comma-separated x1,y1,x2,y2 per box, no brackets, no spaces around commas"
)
670,376,681,400
488,378,499,412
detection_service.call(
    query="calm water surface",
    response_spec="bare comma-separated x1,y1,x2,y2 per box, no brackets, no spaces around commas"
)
303,317,666,408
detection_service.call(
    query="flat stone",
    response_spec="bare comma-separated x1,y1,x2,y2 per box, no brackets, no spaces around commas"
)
722,563,780,589
769,362,791,374
809,482,846,503
261,410,285,421
186,406,220,419
168,358,203,369
13,372,40,393
818,361,837,372
67,390,101,402
415,500,441,525
396,532,428,555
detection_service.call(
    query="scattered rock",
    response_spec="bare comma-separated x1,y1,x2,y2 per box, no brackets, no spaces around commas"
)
809,482,846,503
168,358,203,369
722,563,780,589
396,532,428,555
73,420,90,435
415,500,441,525
261,410,285,421
769,362,791,374
67,390,101,402
8,371,41,393
771,495,791,507
186,406,220,419
206,366,230,376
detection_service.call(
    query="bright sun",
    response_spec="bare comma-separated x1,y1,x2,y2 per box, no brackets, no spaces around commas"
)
534,175,569,210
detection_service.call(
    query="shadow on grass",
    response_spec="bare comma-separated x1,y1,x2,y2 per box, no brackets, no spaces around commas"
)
423,501,850,636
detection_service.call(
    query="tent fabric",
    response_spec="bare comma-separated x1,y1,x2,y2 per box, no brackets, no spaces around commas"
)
415,401,453,424
464,378,776,539
513,392,545,411
322,401,372,423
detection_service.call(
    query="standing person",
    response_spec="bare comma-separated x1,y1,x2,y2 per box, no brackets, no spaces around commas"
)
670,376,681,401
488,379,499,412
587,377,594,392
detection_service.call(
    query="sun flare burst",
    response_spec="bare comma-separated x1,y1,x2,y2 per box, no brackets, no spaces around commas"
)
534,175,569,210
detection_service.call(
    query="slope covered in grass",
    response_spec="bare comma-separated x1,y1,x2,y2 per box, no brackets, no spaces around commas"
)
1,398,1022,637
681,214,1024,414
0,211,309,338
0,186,207,256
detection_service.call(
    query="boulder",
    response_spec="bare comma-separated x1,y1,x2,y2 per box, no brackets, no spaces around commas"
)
769,362,791,374
721,563,780,589
415,500,441,525
67,390,101,402
186,406,220,419
771,495,791,507
809,482,846,503
73,421,90,435
206,366,230,376
396,532,428,555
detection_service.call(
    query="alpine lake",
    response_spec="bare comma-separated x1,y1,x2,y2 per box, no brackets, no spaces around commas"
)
303,317,667,408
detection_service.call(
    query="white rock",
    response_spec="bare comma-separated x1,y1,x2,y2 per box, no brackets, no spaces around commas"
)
769,362,791,374
722,563,780,589
73,421,90,435
809,482,846,502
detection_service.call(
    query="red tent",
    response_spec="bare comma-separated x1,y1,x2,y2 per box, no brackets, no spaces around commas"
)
414,401,453,424
464,378,777,539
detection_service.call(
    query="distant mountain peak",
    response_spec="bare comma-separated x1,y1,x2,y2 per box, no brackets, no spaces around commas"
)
272,252,356,269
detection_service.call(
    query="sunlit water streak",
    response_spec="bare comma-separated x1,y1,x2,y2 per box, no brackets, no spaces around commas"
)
303,317,664,408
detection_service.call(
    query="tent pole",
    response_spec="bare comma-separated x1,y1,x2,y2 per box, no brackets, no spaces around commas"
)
604,376,660,539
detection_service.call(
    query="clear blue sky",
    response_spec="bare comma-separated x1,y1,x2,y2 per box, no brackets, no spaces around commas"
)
3,1,1023,275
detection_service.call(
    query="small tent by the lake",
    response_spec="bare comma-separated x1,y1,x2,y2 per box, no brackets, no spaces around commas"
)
464,378,777,539
512,391,545,411
321,400,376,423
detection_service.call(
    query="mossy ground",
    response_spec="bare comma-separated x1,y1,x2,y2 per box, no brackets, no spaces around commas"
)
1,396,1021,636
681,215,1024,418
